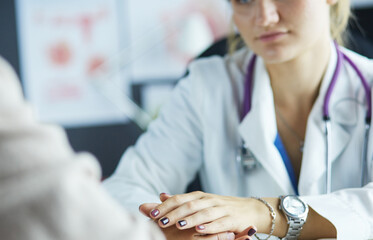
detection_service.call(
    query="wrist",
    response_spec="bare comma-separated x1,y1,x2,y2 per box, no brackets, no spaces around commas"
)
249,197,287,237
262,198,287,238
249,197,274,235
299,206,336,239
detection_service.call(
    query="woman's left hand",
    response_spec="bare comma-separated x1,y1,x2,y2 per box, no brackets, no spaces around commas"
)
143,191,270,235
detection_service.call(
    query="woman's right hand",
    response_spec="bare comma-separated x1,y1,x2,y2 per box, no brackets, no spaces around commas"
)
139,195,256,240
141,202,221,240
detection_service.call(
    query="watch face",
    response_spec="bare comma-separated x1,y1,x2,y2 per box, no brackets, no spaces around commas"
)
283,196,307,217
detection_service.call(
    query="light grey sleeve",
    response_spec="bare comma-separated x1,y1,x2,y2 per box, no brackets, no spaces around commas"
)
0,57,164,240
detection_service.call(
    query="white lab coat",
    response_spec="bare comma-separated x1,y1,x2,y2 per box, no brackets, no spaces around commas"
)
104,42,373,239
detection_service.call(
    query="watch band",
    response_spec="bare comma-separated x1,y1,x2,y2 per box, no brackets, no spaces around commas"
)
282,216,306,240
279,195,309,240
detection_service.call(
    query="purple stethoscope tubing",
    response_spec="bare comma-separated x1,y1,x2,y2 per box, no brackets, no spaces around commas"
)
241,42,371,194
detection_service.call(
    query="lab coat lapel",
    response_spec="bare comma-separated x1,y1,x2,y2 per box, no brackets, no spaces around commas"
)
368,86,373,182
238,56,295,194
298,108,351,195
299,45,354,195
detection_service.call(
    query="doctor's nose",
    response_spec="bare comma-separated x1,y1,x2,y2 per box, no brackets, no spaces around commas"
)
254,0,280,27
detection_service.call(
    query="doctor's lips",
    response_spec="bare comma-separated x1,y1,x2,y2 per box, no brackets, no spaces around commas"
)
257,31,288,42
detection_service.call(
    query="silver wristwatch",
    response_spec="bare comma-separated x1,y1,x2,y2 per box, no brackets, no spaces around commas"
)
279,195,309,240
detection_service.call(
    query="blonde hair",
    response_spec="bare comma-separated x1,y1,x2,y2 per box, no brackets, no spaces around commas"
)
330,0,351,45
228,0,352,54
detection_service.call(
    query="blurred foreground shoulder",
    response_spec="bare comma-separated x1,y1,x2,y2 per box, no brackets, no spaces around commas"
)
0,56,165,240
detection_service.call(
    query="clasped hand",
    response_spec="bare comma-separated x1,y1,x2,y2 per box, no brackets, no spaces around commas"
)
139,191,259,240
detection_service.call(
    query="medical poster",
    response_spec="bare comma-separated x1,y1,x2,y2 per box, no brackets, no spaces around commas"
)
127,0,231,81
16,0,231,128
16,0,129,127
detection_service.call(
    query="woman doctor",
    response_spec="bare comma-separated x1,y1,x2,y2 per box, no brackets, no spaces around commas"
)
104,0,373,239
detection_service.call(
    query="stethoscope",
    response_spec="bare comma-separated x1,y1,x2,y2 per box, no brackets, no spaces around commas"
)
237,42,371,194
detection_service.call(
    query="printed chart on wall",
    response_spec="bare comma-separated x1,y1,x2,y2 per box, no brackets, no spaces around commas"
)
16,0,231,128
16,0,130,127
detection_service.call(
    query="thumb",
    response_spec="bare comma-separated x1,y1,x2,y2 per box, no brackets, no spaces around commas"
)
139,203,159,217
221,232,235,240
235,226,257,239
235,236,253,240
196,232,236,240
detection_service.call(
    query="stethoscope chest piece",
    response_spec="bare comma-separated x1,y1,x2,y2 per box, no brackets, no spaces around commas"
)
237,140,257,171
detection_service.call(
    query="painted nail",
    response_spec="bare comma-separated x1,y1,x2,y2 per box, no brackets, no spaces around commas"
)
197,225,205,230
160,217,169,225
248,228,257,236
178,220,187,227
160,192,171,197
151,209,160,217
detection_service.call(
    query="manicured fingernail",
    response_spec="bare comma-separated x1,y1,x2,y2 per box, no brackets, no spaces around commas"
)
248,228,257,236
178,220,187,227
160,217,169,225
197,225,205,230
151,209,159,217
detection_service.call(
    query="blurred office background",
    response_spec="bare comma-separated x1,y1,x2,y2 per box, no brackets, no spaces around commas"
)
0,0,372,178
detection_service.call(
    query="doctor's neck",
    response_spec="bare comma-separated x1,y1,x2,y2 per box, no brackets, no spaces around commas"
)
266,38,331,110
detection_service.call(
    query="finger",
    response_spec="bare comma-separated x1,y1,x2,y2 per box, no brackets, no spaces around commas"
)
150,191,205,219
194,232,235,240
160,192,172,202
139,203,159,217
176,206,226,230
235,226,257,238
235,236,252,240
162,224,198,239
195,216,235,235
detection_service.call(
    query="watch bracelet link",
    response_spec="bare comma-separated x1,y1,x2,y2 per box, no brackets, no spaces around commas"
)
282,217,306,240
